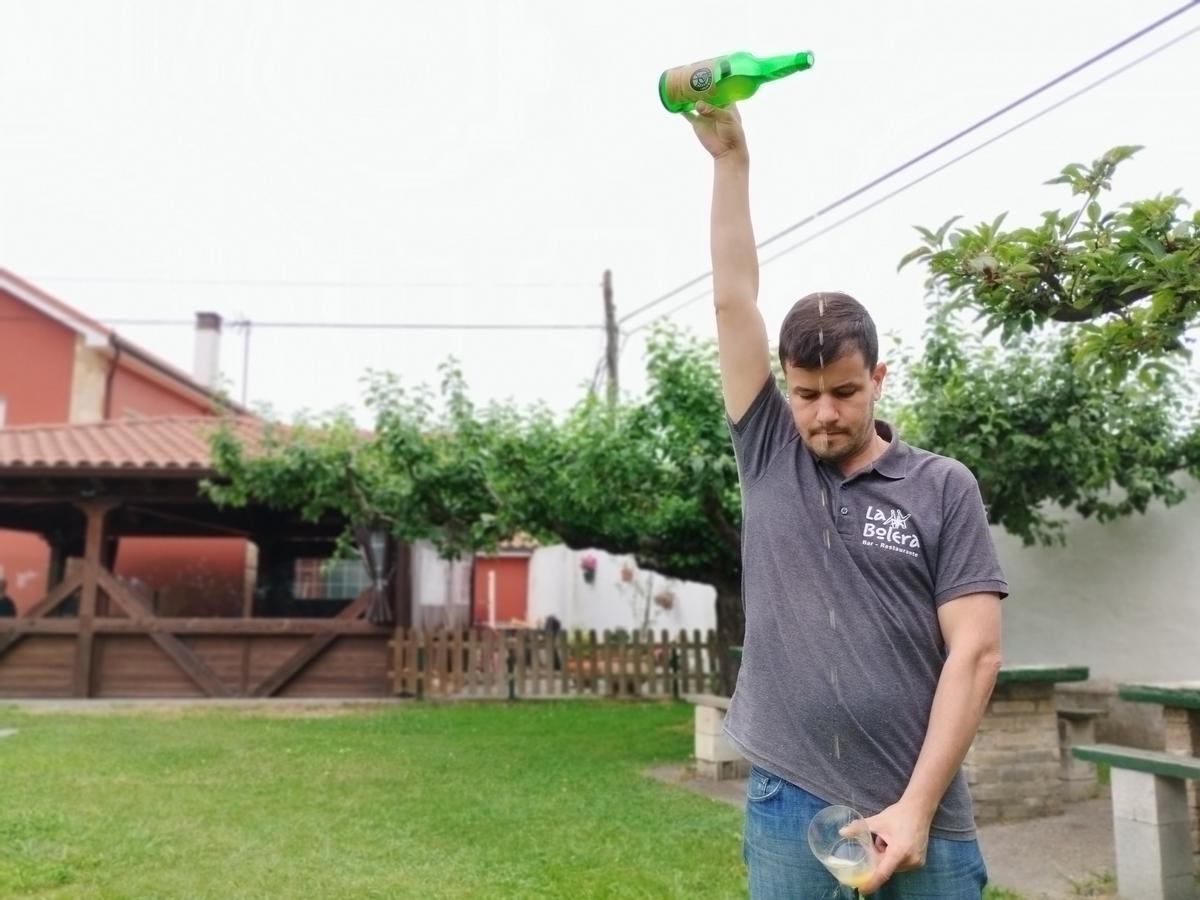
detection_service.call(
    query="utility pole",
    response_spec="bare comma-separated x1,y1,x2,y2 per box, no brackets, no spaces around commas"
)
603,269,618,408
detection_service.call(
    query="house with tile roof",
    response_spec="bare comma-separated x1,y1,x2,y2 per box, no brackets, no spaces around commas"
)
0,411,403,697
0,267,253,616
0,270,411,697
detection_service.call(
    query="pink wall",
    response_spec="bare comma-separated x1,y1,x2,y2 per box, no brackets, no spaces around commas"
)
0,287,248,614
0,290,78,612
0,289,76,425
114,538,247,616
109,365,210,418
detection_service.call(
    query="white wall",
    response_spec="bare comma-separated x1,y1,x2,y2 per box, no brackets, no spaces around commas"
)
410,541,718,636
409,540,472,630
527,545,717,637
992,479,1200,682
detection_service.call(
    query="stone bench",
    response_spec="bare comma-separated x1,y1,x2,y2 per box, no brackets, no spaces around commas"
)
682,693,749,781
965,665,1090,823
1119,681,1200,876
1073,743,1200,900
1056,688,1110,802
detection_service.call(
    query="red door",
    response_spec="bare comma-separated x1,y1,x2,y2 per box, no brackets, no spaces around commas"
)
472,555,530,627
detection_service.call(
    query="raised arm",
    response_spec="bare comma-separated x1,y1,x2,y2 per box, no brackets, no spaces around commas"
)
684,102,771,423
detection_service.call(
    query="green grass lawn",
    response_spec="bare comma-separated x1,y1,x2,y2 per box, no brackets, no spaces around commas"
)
0,700,1026,899
2,700,746,898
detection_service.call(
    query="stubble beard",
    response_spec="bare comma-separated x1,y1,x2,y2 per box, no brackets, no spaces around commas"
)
802,412,875,464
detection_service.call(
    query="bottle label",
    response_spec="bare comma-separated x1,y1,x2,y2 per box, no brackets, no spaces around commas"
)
663,58,718,105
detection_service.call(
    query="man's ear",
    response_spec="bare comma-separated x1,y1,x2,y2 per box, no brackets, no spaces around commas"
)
871,362,887,401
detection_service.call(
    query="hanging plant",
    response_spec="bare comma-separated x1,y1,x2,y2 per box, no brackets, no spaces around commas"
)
653,589,675,610
580,553,597,585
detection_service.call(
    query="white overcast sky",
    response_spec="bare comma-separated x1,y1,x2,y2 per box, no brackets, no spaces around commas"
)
2,1,1198,424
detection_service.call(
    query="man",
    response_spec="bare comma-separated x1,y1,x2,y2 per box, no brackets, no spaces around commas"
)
683,99,1006,898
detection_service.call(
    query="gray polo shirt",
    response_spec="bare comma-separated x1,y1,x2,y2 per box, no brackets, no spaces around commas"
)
724,376,1007,840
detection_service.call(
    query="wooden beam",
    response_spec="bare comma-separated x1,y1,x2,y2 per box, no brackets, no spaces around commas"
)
249,589,373,698
121,504,254,538
0,573,83,659
97,569,232,698
109,618,385,635
73,503,111,697
0,617,389,636
0,619,80,636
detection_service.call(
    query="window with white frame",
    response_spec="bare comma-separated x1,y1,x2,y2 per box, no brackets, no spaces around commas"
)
292,533,387,601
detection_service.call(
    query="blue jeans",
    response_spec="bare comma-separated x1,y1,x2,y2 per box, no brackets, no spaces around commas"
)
743,765,987,899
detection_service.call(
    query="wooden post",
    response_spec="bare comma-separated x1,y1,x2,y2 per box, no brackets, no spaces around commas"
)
631,631,642,698
45,528,68,590
73,502,114,698
451,629,463,696
616,632,628,698
516,631,528,698
603,269,618,408
530,629,542,697
389,538,413,630
465,629,477,697
658,628,670,697
506,633,518,701
557,630,569,696
587,629,599,696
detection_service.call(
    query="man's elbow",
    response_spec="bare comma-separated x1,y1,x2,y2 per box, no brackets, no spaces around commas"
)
950,641,1003,679
713,290,757,315
980,648,1003,680
973,645,1003,684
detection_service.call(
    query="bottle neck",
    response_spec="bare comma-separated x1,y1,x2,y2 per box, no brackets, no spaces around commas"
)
757,51,814,81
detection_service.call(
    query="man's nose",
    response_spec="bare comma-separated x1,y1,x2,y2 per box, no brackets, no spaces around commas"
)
815,395,839,424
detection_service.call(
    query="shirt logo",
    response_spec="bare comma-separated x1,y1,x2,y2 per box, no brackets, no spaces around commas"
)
862,505,921,557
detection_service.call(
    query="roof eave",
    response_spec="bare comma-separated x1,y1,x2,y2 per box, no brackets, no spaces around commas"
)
0,268,110,347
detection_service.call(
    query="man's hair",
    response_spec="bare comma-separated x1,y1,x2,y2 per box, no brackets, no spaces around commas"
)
778,291,878,372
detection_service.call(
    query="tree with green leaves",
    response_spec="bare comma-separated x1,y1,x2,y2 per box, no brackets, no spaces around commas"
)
899,146,1199,377
203,366,527,624
893,146,1200,544
204,330,749,681
509,326,745,681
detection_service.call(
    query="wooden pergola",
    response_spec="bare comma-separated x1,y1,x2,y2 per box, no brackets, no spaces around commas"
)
0,417,410,698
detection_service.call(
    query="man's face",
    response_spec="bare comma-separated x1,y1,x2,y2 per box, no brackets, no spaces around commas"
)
784,350,887,464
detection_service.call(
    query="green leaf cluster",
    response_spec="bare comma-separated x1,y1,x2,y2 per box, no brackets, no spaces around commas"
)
891,307,1200,546
899,146,1200,381
896,147,1200,543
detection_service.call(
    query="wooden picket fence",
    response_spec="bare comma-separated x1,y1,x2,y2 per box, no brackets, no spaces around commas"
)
390,628,721,700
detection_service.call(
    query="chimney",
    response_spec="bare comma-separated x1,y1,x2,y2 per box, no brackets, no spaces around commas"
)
193,312,222,389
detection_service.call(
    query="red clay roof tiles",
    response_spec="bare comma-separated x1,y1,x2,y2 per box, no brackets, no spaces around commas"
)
0,416,262,473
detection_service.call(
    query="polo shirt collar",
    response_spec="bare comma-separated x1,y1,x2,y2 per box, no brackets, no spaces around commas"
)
869,419,909,480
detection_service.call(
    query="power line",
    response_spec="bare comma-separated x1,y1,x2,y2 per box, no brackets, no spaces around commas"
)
618,0,1200,327
22,275,599,290
234,321,604,331
0,315,604,331
621,20,1200,337
624,290,714,338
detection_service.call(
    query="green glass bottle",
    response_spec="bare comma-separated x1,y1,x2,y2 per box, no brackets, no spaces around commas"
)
658,50,814,113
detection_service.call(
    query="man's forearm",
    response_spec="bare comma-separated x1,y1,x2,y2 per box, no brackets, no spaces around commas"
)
901,648,1001,819
711,154,759,310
